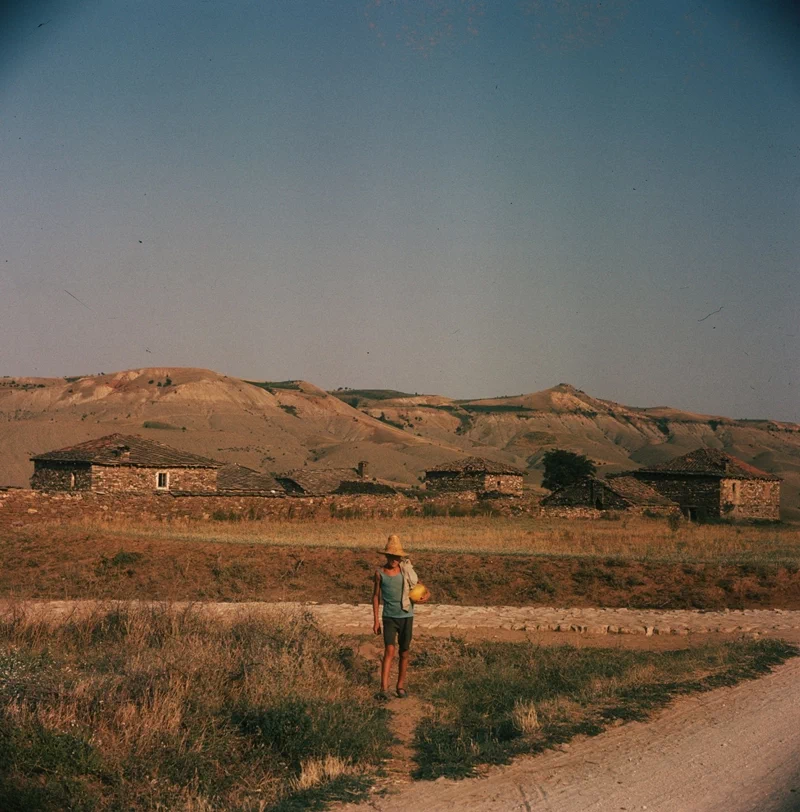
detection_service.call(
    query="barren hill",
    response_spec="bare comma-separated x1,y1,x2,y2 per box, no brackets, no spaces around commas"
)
346,383,800,519
1,370,799,519
0,368,459,490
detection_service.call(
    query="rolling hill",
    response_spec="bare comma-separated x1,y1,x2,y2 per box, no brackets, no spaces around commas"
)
1,370,798,519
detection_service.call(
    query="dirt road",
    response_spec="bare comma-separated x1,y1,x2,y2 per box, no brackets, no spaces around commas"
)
338,657,800,812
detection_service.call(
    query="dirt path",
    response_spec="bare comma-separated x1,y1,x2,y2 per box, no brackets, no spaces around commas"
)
336,656,800,812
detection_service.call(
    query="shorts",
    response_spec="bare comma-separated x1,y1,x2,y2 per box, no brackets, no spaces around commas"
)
383,616,413,652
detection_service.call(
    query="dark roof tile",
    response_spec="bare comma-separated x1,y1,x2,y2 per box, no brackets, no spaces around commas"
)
426,456,525,476
217,465,284,494
276,468,357,495
603,476,677,506
635,449,780,481
31,434,221,468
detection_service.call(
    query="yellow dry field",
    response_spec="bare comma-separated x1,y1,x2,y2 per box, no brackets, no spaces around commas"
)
56,515,800,565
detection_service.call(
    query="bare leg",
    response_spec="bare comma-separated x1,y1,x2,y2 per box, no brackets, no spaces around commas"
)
381,644,396,692
397,650,410,691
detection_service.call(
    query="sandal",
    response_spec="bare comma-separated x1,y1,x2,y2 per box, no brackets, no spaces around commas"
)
396,688,408,699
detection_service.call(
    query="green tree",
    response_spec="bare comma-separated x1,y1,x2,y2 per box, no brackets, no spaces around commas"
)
541,449,595,491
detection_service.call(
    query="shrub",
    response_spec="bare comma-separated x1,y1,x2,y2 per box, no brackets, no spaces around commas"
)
654,417,671,436
211,509,241,522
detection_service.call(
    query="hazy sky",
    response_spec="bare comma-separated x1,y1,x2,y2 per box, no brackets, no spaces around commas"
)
1,1,798,420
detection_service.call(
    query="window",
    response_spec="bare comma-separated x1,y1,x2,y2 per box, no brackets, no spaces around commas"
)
156,471,169,489
69,472,76,489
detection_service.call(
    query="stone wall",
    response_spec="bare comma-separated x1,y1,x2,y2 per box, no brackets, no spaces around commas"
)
482,474,524,496
90,466,218,494
424,472,484,493
30,463,218,494
425,472,523,495
31,461,92,491
720,478,781,521
633,473,722,519
0,489,542,528
0,488,697,528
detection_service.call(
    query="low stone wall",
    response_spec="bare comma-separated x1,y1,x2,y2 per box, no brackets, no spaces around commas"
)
0,489,541,527
0,489,683,528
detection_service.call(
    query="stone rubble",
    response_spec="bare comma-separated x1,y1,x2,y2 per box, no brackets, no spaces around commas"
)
6,600,800,638
294,602,800,637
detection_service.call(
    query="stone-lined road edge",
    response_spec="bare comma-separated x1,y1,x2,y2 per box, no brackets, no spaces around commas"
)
4,600,800,637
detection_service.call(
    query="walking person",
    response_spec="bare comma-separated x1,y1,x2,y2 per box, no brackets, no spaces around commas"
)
372,534,428,700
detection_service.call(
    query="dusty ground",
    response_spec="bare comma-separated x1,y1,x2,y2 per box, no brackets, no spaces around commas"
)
335,656,800,812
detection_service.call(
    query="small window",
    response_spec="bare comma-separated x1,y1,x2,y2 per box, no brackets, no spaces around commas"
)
156,471,169,489
69,472,76,489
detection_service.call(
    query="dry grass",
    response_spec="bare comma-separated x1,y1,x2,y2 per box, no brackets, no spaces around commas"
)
290,755,357,792
4,520,800,609
410,636,799,779
0,602,390,811
56,514,800,565
511,700,540,735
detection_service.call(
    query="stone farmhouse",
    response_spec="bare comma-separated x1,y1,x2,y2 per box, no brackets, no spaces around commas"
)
424,456,524,496
541,476,679,515
619,448,781,521
30,434,222,493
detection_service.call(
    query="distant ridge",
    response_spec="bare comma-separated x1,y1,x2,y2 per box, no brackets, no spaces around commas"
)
1,367,798,519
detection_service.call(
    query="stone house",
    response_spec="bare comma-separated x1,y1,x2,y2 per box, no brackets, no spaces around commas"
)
622,448,781,521
424,456,525,496
541,476,679,515
30,434,221,494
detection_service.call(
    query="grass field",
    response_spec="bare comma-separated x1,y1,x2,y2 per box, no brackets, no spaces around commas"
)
0,604,391,811
0,603,795,809
410,634,798,779
3,517,800,609
55,514,800,565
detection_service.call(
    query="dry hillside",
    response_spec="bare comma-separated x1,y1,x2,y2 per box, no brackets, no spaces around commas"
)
1,370,798,519
343,383,800,519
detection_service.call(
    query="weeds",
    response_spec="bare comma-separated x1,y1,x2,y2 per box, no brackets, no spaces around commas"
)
42,515,800,567
410,637,798,779
0,604,391,810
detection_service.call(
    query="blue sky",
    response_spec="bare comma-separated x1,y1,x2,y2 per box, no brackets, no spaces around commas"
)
1,0,798,419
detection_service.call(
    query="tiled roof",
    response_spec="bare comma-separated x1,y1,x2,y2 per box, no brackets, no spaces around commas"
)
426,456,525,476
334,479,398,495
31,434,221,468
217,465,284,494
603,476,677,506
635,449,780,481
541,476,677,507
276,468,358,495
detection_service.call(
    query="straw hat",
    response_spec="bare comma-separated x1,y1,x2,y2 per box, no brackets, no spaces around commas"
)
382,534,407,557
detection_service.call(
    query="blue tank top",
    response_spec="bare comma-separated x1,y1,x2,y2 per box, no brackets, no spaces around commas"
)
381,571,413,618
